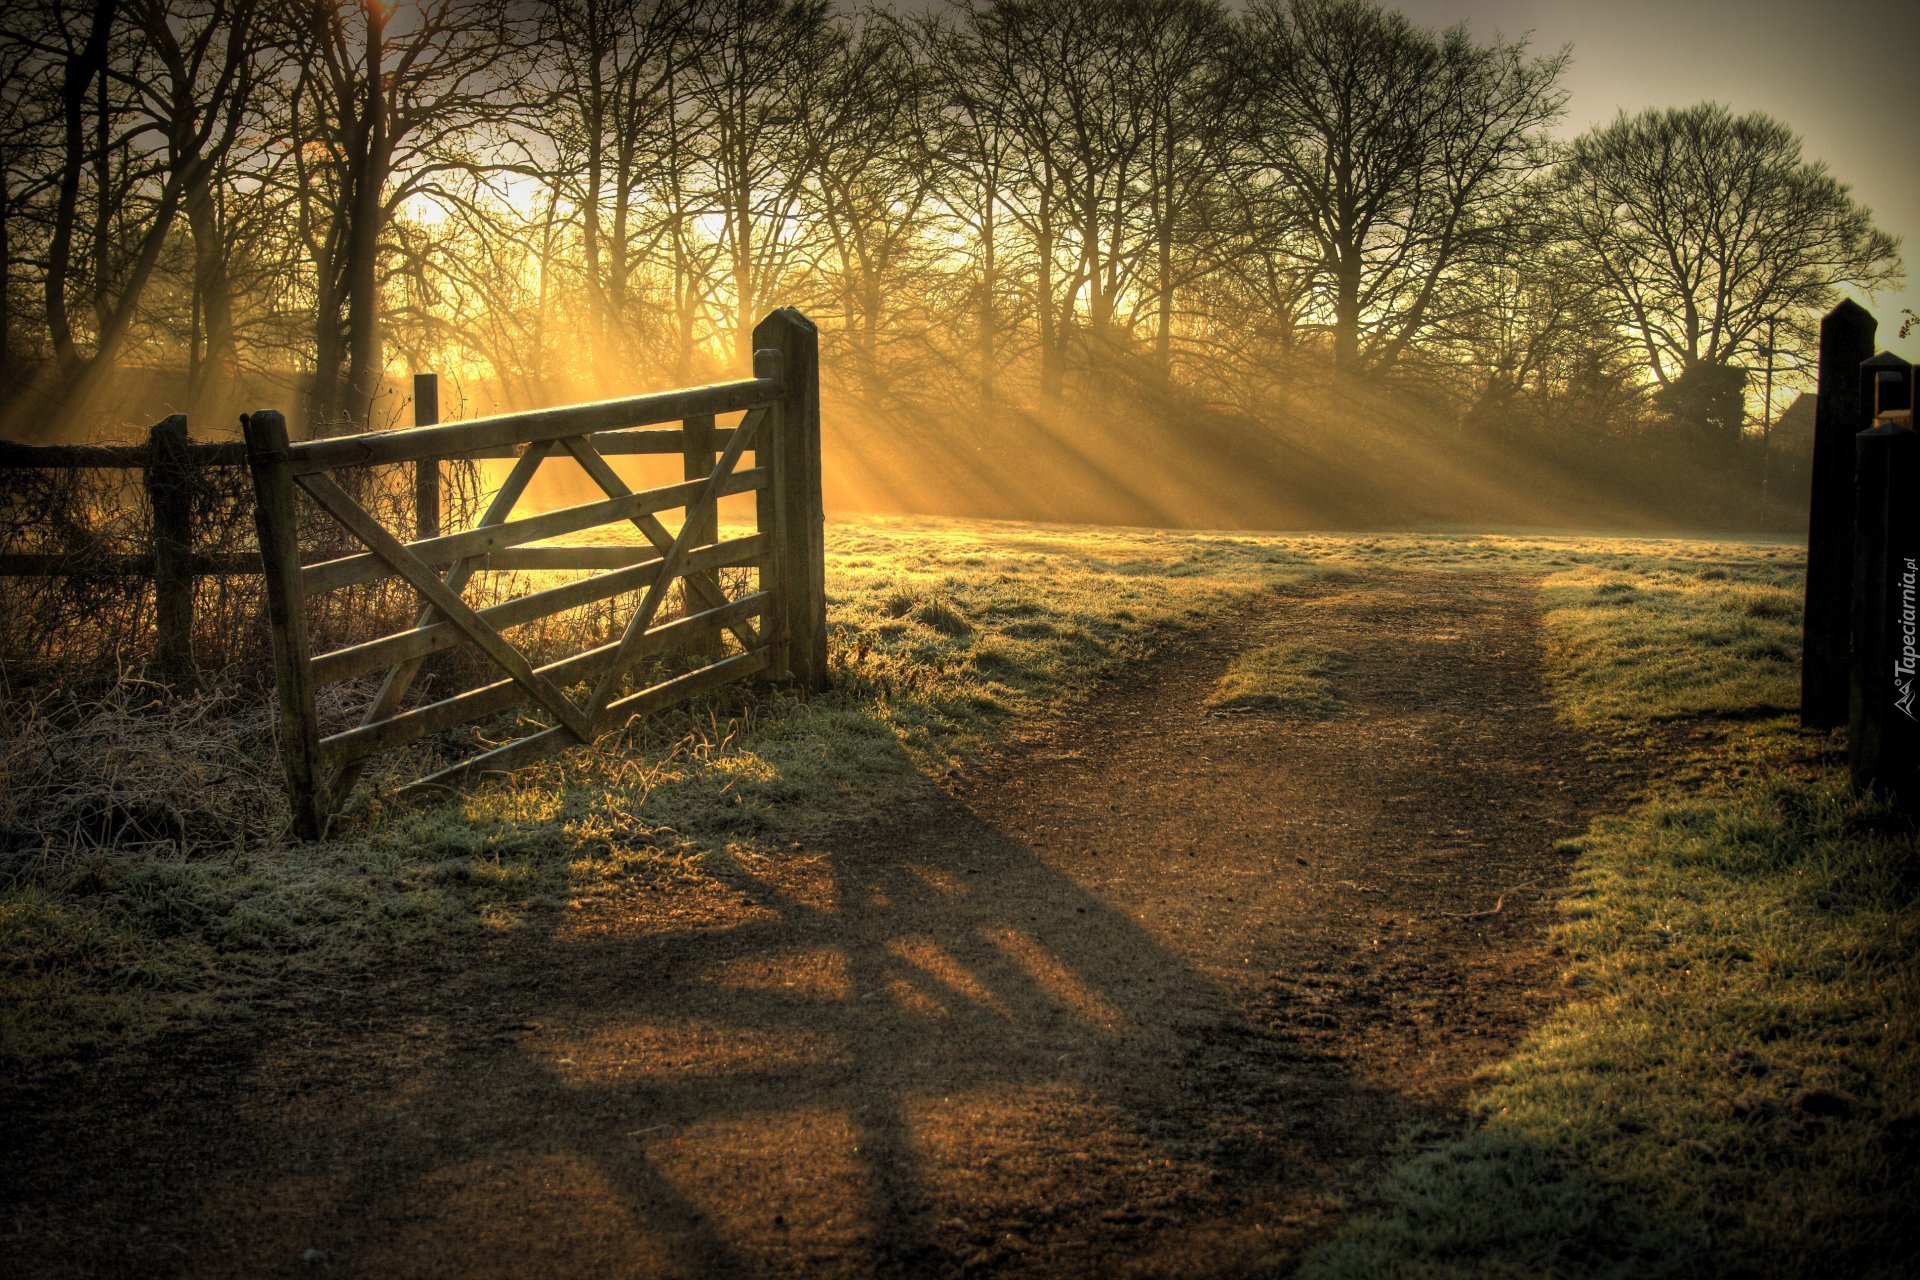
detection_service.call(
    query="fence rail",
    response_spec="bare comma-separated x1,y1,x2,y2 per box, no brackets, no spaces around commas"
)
0,414,247,674
243,306,825,838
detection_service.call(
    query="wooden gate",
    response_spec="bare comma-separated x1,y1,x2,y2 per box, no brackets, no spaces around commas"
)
244,308,825,839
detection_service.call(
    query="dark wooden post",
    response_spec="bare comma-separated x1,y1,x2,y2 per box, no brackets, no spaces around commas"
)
752,308,827,691
1850,420,1920,810
243,409,328,839
1863,350,1913,420
752,353,783,678
145,414,194,680
413,372,441,539
1802,300,1877,727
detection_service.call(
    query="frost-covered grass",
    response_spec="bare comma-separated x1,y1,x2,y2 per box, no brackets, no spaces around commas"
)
3,515,1338,1066
1206,641,1349,716
1306,540,1920,1279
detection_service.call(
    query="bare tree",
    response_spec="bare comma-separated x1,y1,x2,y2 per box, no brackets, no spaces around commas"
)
799,14,944,404
1117,0,1238,375
1555,103,1902,394
539,0,718,388
953,0,1084,402
1238,0,1566,376
137,0,268,427
678,0,835,371
1,0,261,433
277,0,536,434
923,10,1022,417
952,1,1259,399
0,13,54,405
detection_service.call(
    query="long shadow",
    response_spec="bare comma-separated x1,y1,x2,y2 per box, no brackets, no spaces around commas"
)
4,785,1439,1278
2,572,1610,1279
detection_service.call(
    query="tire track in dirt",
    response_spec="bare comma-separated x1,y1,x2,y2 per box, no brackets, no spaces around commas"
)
3,570,1637,1279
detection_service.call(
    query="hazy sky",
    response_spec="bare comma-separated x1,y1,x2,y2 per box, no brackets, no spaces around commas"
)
896,0,1920,362
1386,0,1920,361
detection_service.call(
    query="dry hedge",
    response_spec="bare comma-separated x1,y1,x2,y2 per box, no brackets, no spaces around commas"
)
0,676,287,863
0,454,485,688
0,454,492,860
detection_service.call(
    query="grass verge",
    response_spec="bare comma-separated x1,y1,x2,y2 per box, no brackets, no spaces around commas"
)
1302,542,1920,1278
3,516,1344,1069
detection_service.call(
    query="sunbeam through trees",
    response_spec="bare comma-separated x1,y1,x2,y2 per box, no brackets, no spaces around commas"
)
0,0,1904,528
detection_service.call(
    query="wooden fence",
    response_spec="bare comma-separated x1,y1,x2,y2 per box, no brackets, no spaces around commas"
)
0,373,565,674
244,307,825,838
0,418,252,676
1801,300,1917,811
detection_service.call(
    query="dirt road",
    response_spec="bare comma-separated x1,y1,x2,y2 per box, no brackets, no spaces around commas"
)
4,571,1633,1278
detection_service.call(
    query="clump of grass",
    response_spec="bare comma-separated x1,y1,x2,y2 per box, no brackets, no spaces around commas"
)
1206,641,1348,717
912,596,972,637
0,678,286,855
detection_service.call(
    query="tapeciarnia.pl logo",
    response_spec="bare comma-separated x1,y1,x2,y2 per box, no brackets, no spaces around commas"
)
1898,556,1919,722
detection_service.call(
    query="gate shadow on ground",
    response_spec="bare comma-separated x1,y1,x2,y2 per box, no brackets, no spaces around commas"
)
74,777,1442,1280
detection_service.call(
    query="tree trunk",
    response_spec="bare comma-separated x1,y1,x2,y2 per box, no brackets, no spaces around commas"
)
733,184,755,373
1333,250,1362,373
309,293,345,436
582,48,607,382
0,173,13,399
184,165,237,426
342,1,387,431
664,54,696,386
978,184,998,419
1153,140,1174,374
46,1,118,382
1036,192,1061,403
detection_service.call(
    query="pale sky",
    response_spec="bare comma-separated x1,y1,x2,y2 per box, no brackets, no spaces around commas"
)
1389,0,1920,362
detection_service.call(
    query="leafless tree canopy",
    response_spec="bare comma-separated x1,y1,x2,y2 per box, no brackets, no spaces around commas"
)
0,0,1903,522
1555,103,1900,390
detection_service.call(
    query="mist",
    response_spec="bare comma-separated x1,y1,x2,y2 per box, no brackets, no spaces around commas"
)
1,0,1899,533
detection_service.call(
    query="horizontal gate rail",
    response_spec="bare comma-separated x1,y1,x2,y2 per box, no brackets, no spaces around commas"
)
0,416,249,676
410,649,774,796
323,593,773,770
299,467,767,595
309,534,768,685
424,426,742,460
243,307,825,839
286,376,777,474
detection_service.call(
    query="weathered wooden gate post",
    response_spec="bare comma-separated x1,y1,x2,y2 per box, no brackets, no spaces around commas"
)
145,413,194,680
1850,352,1918,808
1803,300,1878,727
1850,411,1920,810
753,308,828,692
413,372,441,539
683,409,721,661
243,409,328,839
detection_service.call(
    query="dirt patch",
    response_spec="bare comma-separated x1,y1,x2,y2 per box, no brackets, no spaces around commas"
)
2,571,1638,1278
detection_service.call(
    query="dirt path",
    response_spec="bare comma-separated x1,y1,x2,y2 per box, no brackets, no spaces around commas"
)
5,571,1636,1279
